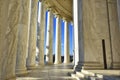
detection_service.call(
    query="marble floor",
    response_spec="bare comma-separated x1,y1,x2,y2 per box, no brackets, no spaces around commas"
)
16,63,76,80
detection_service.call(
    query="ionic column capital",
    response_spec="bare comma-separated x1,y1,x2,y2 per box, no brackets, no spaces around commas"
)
47,7,52,11
63,17,68,22
55,14,61,18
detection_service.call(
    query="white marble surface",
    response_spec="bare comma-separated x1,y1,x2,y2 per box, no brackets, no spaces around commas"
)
54,15,62,64
82,0,110,69
108,0,120,69
64,21,70,63
17,64,76,80
38,1,46,65
0,0,21,79
73,0,120,70
27,0,38,69
45,11,54,64
16,0,31,74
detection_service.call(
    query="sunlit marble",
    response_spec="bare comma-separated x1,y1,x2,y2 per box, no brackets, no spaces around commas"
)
17,64,76,80
0,0,20,79
16,0,31,74
54,15,62,64
64,20,70,64
45,10,53,64
38,1,46,65
27,0,39,69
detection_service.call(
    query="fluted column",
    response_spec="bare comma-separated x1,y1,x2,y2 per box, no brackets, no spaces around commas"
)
38,1,46,65
16,0,31,74
46,10,53,64
0,0,20,79
64,20,70,63
54,15,61,64
73,0,83,71
27,0,38,69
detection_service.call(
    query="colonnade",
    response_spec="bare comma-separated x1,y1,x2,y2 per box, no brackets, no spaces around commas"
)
1,0,120,80
38,1,72,65
0,0,73,79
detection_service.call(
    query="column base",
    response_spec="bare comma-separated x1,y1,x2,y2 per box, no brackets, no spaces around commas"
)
37,62,45,68
82,62,104,70
64,61,70,64
46,62,53,65
74,62,83,72
27,65,38,70
54,61,62,64
7,76,16,80
0,75,16,80
112,62,120,69
74,62,104,72
16,68,28,76
38,62,44,65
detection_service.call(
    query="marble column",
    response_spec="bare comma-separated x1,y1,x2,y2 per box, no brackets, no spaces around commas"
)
38,1,46,65
64,20,70,63
27,0,38,69
71,23,75,63
73,0,83,71
16,0,31,74
54,15,62,64
0,0,21,79
46,10,53,64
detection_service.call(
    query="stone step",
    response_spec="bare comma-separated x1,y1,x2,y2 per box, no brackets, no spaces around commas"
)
71,74,81,80
88,76,103,80
81,70,95,76
81,70,103,79
71,71,104,80
76,72,85,78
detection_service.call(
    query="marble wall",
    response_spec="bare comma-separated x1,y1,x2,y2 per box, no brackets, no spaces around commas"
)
82,0,112,69
80,0,120,70
108,0,120,69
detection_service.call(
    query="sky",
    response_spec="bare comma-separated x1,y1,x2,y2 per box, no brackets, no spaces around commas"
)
38,2,74,56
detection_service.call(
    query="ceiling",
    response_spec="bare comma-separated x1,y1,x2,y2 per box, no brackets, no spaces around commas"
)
44,0,73,21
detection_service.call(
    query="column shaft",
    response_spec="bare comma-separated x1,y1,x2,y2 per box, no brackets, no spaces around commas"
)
27,0,38,69
54,15,61,64
72,24,75,63
64,21,70,63
16,0,31,74
49,13,54,64
38,1,46,65
46,11,53,64
73,0,83,71
0,0,20,79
